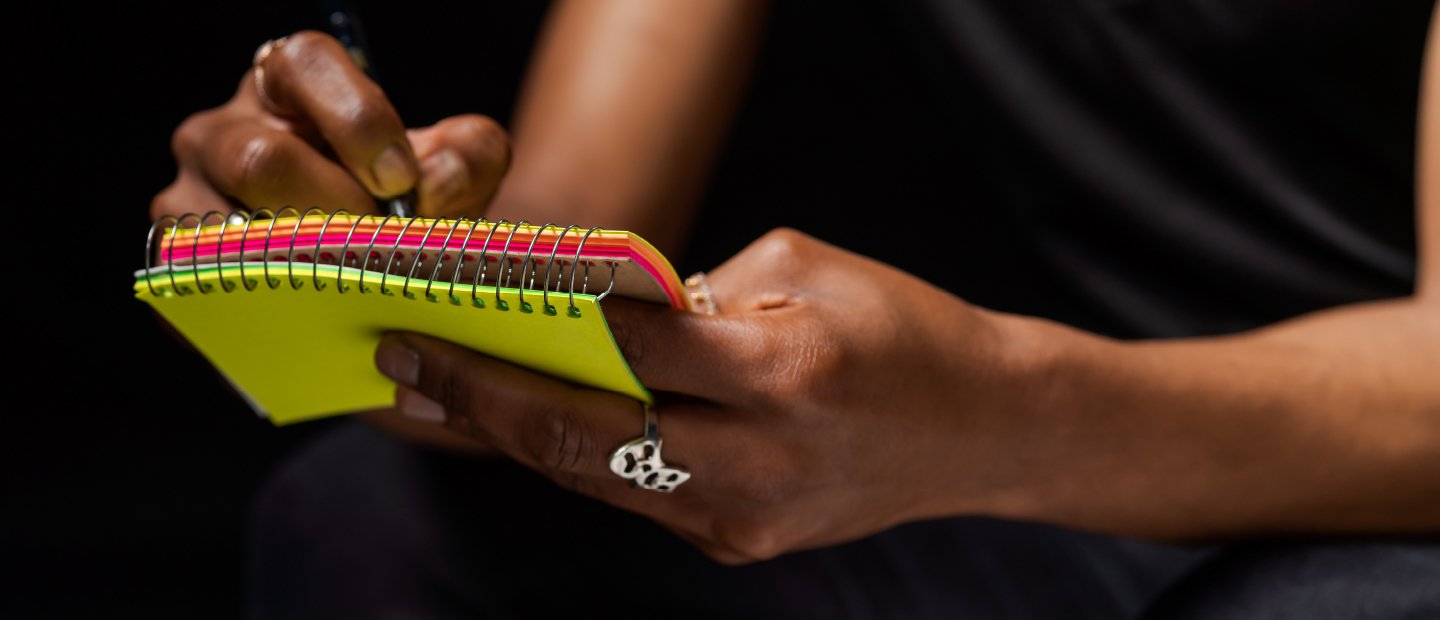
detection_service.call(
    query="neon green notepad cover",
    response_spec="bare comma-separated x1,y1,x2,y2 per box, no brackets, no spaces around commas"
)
135,263,648,425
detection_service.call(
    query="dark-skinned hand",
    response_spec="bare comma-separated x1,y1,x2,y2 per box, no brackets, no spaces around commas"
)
376,229,1046,564
150,30,509,221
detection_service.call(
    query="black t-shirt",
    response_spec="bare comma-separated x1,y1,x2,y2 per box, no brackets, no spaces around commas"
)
684,0,1431,339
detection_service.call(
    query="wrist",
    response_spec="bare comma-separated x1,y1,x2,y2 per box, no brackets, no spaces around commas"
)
942,310,1114,525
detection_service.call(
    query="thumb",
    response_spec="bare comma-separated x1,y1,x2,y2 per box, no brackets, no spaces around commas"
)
407,114,512,219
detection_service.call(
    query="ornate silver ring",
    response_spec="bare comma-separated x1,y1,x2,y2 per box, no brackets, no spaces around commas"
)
609,404,691,493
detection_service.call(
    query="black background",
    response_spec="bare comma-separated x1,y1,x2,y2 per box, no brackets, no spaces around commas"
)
11,3,546,616
10,1,1008,615
15,0,1429,615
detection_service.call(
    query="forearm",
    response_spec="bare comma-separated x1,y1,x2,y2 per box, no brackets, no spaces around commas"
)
983,9,1440,540
488,0,767,255
989,297,1440,540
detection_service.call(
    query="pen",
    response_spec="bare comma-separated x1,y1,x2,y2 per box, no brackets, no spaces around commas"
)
323,2,416,218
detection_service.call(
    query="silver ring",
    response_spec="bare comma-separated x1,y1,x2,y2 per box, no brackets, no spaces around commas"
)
608,404,691,493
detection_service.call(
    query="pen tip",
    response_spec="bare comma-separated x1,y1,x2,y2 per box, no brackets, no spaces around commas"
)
388,196,414,219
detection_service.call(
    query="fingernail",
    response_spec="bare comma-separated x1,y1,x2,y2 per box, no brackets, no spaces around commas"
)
376,337,420,387
419,149,468,211
372,143,417,197
397,389,446,423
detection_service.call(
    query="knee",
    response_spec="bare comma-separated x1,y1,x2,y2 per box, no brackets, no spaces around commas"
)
247,424,447,616
248,423,434,576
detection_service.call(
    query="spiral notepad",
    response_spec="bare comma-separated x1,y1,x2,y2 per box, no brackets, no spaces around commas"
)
135,209,691,425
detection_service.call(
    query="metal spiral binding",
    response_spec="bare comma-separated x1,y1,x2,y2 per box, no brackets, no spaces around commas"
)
377,215,424,295
450,216,490,305
356,213,401,294
542,225,578,315
492,220,529,310
516,222,555,313
468,217,506,308
144,215,176,296
194,211,229,293
262,207,302,289
311,209,354,291
422,216,468,302
569,226,618,316
404,216,450,300
143,209,619,317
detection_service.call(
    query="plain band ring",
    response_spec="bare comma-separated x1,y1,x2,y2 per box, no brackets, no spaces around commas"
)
608,404,691,493
252,36,288,108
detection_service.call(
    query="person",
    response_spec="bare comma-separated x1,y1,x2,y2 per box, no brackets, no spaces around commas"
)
150,1,1439,617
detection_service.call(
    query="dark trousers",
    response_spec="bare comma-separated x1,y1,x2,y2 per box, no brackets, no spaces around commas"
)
248,423,1439,619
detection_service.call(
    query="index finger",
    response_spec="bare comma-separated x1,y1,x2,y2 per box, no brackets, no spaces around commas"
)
255,31,418,199
602,298,775,403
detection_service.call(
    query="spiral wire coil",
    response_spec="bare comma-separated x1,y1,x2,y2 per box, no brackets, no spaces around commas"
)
145,210,618,316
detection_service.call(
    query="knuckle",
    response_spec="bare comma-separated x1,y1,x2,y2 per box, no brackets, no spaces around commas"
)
521,402,590,474
149,183,184,220
741,228,822,287
752,228,812,261
713,519,785,562
233,132,287,191
450,114,510,162
172,111,217,159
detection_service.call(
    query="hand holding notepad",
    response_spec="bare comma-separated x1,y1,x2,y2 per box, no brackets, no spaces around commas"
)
136,210,691,425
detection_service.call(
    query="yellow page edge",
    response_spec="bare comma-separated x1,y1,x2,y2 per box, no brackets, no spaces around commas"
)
134,262,653,420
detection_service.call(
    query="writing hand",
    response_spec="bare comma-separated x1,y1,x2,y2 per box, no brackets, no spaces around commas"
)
151,31,510,220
